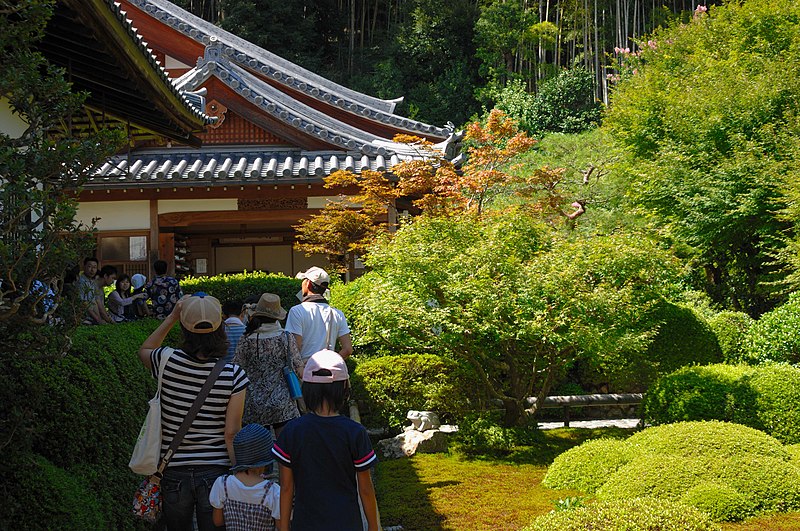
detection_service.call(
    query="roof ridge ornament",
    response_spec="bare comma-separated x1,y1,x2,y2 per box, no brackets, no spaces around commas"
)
199,36,228,68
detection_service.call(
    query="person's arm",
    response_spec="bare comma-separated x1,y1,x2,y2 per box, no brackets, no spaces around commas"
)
95,292,115,323
277,464,294,531
292,333,303,353
86,298,103,324
224,389,245,464
337,333,353,359
212,507,224,527
138,301,181,370
288,335,303,377
357,469,379,531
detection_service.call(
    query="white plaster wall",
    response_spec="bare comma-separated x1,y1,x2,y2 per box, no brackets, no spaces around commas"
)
0,97,28,138
75,201,150,231
307,196,362,209
158,199,238,213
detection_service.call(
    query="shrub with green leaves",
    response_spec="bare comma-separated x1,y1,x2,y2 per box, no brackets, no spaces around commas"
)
350,354,479,429
181,271,302,313
743,292,800,364
543,439,633,494
0,320,162,529
788,444,800,465
680,482,757,522
525,497,720,531
543,421,800,522
707,311,754,363
644,363,800,444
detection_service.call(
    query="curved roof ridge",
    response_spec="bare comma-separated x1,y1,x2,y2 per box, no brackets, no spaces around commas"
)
105,0,214,125
129,0,398,113
126,0,450,138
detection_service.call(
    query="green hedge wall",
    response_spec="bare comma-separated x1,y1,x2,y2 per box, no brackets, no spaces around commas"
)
707,311,753,363
0,320,166,530
644,363,800,444
181,271,302,314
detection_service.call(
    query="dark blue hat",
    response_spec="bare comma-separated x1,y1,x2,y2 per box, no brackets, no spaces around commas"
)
230,424,274,472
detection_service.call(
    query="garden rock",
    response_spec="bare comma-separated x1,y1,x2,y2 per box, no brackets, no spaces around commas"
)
378,429,449,458
406,410,440,431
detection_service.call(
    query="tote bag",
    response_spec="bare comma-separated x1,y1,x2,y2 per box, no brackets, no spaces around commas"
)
129,348,173,475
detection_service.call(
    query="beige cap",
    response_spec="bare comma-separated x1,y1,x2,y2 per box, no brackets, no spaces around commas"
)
180,292,222,333
295,266,331,287
250,293,287,320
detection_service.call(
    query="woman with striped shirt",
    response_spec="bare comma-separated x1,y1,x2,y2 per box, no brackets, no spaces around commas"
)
138,292,249,531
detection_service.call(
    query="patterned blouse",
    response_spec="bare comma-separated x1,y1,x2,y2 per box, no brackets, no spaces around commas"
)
233,323,303,427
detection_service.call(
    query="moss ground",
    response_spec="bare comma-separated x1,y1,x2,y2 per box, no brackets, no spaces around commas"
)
374,427,800,530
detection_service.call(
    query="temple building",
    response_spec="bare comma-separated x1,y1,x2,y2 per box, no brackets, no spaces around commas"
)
65,0,458,278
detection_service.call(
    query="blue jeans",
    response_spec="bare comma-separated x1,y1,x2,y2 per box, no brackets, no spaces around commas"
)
160,465,228,531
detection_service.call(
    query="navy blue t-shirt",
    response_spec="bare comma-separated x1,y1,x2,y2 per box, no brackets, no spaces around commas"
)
272,413,377,530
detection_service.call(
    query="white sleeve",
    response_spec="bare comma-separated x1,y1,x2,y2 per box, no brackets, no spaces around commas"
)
208,476,226,509
266,483,281,520
284,307,303,336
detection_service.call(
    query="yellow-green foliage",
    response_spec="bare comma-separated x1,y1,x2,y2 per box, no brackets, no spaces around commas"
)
542,439,633,493
525,497,720,531
543,421,800,522
644,364,800,444
788,444,800,466
680,482,757,522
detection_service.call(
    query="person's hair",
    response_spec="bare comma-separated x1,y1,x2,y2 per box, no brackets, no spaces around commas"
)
244,314,279,336
307,280,328,295
222,300,243,317
181,324,228,360
153,260,168,275
115,274,131,296
302,376,350,413
100,265,117,277
83,256,98,266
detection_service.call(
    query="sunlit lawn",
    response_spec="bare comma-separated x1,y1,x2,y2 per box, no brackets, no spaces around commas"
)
375,428,800,531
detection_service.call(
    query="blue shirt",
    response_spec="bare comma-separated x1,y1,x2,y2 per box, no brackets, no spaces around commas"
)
224,317,246,362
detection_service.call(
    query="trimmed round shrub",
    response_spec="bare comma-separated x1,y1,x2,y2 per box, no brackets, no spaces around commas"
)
181,271,302,314
544,421,800,522
543,439,633,493
524,497,720,531
787,444,800,465
679,482,756,522
707,311,753,363
744,292,800,364
624,421,788,460
350,353,479,429
644,364,800,444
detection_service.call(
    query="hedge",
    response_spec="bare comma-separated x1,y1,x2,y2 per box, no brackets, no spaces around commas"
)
743,292,800,364
576,301,722,393
350,353,480,429
542,421,800,522
543,439,634,494
707,311,753,363
0,320,165,530
644,363,800,444
181,271,302,314
525,497,720,531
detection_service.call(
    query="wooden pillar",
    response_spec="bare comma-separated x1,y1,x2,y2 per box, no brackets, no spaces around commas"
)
149,199,159,277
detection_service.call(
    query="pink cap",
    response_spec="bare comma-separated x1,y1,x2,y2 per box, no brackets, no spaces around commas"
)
302,349,349,383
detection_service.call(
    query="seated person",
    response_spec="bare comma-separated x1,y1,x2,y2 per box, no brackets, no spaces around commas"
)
107,274,147,323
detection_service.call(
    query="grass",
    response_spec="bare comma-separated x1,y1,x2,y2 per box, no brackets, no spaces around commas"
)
374,427,800,531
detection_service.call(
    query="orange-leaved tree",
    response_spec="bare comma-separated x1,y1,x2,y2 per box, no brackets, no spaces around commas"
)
294,110,537,270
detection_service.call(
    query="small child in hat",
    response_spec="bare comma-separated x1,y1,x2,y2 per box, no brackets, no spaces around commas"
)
209,423,281,530
272,349,379,531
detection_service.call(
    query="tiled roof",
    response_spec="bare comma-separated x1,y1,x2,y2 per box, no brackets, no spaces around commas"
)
90,148,414,188
104,0,215,125
126,0,450,139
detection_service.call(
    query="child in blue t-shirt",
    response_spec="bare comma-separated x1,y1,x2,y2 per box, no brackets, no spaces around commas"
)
272,350,379,531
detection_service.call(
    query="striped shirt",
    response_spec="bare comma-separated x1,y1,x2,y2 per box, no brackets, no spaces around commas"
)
150,347,249,468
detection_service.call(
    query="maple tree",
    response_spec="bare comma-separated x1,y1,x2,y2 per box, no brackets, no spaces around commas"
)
294,109,537,269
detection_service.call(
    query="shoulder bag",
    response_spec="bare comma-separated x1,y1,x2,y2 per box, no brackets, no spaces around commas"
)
129,348,173,475
282,332,303,400
132,356,228,523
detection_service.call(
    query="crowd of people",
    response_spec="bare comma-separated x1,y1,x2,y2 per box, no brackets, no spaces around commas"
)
128,264,375,531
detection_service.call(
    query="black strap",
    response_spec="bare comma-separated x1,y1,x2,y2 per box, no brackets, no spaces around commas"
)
154,356,228,478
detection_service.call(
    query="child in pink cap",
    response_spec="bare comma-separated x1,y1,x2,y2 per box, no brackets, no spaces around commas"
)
271,350,379,531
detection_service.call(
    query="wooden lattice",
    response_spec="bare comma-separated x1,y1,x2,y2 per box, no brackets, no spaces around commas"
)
238,197,306,210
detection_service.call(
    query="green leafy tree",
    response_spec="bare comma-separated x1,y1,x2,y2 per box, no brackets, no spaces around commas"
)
347,212,680,425
605,0,800,315
0,2,123,348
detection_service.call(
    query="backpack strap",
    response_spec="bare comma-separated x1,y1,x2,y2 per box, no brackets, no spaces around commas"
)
223,474,230,501
260,480,274,505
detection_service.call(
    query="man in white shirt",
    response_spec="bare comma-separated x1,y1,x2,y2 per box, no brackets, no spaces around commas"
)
285,266,353,363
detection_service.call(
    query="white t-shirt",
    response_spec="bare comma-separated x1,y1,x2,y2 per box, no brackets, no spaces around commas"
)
285,301,350,360
209,474,281,519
